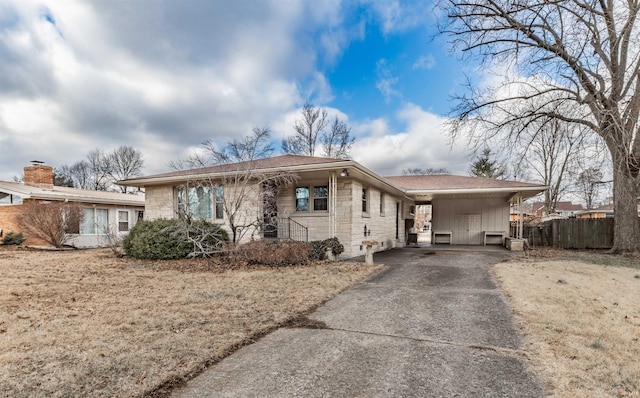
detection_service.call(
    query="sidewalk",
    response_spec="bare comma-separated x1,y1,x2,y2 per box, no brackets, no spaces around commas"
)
173,248,545,397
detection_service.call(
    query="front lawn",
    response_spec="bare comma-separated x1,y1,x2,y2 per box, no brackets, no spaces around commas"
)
0,248,380,397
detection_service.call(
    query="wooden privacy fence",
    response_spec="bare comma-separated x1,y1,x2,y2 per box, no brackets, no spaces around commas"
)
516,218,616,249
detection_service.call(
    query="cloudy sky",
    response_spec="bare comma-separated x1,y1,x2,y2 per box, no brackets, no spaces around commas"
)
0,0,476,181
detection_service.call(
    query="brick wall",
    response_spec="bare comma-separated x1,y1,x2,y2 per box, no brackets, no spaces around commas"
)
24,165,54,188
0,200,49,245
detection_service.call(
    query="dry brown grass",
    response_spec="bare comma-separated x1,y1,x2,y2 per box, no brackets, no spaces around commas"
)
494,250,640,397
0,247,380,397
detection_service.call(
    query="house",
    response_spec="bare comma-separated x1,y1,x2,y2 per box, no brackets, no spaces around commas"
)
532,201,584,218
120,155,547,257
0,164,145,247
576,203,640,219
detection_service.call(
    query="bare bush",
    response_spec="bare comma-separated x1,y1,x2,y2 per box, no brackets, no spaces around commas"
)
228,240,312,266
16,201,83,247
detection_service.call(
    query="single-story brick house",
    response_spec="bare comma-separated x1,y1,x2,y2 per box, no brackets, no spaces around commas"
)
121,155,546,258
0,164,145,247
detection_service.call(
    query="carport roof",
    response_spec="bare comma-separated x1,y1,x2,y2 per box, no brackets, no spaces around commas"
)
384,175,547,201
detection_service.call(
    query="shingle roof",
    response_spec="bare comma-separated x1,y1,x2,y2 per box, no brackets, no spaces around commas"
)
384,174,547,191
532,201,584,212
126,154,350,181
0,181,145,206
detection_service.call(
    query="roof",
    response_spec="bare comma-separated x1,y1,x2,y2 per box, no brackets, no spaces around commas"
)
384,174,546,191
0,181,145,207
384,174,547,201
120,154,547,201
533,201,584,212
122,154,351,184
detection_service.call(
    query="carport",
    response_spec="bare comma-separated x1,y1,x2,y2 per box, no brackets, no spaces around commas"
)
384,175,547,245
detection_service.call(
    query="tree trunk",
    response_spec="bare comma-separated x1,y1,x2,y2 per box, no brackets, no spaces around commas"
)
610,153,640,253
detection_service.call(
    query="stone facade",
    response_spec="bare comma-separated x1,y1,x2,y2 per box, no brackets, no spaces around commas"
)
143,175,410,258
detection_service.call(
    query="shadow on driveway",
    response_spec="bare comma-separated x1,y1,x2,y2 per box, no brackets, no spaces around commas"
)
173,248,545,397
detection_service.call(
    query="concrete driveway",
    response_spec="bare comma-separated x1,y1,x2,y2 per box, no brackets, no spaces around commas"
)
173,247,545,397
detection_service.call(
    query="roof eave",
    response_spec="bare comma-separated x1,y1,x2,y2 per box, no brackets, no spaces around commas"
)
119,160,358,187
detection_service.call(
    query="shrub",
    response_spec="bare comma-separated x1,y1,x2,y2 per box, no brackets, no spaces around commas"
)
16,201,83,247
1,231,26,246
229,240,312,266
123,219,229,260
310,237,345,260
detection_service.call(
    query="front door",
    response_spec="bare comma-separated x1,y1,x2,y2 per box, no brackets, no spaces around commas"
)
263,182,278,238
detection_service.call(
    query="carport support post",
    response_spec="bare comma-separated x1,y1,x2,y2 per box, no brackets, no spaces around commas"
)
517,192,523,240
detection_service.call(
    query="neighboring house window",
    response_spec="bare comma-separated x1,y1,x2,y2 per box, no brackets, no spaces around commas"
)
81,208,109,235
0,193,22,205
215,186,224,219
313,185,328,211
296,185,329,212
296,187,310,211
118,210,130,232
177,186,213,220
380,192,385,216
362,187,369,214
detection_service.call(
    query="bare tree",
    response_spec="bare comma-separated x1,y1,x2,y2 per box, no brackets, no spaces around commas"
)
440,0,640,252
575,167,605,210
16,201,83,247
469,148,506,179
514,119,589,214
172,128,297,246
283,102,354,158
58,146,144,192
86,149,113,191
108,146,144,193
402,167,450,175
58,161,92,189
322,117,355,159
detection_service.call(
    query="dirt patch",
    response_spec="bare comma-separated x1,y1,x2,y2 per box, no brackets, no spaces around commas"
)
0,248,381,397
494,252,640,397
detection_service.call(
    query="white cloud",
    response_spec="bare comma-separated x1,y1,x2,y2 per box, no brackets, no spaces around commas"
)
412,54,436,70
351,103,469,176
0,0,451,182
375,58,402,103
0,0,366,180
364,0,434,35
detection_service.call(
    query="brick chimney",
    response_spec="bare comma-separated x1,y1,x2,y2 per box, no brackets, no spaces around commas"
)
24,162,54,189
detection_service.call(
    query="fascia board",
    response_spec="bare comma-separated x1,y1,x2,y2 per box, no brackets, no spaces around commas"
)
118,160,357,187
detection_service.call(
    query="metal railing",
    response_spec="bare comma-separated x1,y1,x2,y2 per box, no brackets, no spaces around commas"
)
272,217,308,242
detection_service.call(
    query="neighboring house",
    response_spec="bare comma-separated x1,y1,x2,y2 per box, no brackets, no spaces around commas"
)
121,155,546,257
509,202,535,223
0,164,145,247
532,201,584,218
576,203,640,219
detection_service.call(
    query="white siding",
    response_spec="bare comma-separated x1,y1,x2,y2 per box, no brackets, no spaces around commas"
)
432,196,510,245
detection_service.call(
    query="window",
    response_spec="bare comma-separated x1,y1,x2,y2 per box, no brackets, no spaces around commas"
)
296,185,329,212
380,192,385,216
313,185,328,211
177,186,213,220
0,193,22,205
80,208,109,235
215,186,224,219
362,187,369,214
118,210,130,232
296,187,310,211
